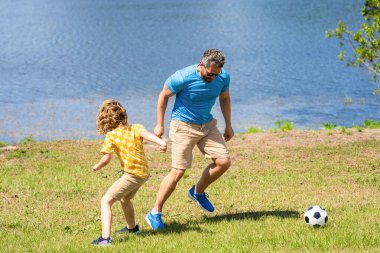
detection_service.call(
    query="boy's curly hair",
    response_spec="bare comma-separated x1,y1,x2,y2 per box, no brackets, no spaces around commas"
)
96,99,128,135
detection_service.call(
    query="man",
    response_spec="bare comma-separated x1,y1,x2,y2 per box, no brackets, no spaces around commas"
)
145,48,234,230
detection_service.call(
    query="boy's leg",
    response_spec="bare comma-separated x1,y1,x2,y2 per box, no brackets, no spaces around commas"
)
120,197,135,229
101,194,117,239
104,173,147,236
153,168,185,212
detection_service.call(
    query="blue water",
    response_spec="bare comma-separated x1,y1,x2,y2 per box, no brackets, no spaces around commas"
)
1,0,379,142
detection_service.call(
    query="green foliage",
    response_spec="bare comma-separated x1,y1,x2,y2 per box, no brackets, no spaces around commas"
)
362,118,380,128
353,124,364,132
0,141,10,147
246,126,263,134
340,127,353,135
8,149,28,158
323,123,337,130
20,135,36,145
322,118,380,132
273,119,294,132
326,0,380,94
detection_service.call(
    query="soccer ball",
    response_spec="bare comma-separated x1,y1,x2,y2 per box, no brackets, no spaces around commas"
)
304,205,328,227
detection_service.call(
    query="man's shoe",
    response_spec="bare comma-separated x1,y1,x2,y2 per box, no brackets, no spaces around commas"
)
188,185,215,212
114,224,140,234
91,236,112,246
145,209,165,230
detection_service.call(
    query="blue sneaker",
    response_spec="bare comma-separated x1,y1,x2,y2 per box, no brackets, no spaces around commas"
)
188,185,215,212
91,236,112,246
114,224,140,235
145,209,165,230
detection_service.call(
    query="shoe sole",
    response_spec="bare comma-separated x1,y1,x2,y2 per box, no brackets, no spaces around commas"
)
93,243,112,247
187,191,214,213
114,230,141,235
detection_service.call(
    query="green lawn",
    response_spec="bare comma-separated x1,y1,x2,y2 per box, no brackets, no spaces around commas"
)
1,130,379,252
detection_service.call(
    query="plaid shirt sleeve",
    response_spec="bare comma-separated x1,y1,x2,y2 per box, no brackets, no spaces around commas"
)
100,133,115,154
132,124,146,141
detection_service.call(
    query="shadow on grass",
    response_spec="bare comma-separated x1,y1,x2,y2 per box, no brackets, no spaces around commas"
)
202,210,300,223
114,211,300,242
114,221,204,242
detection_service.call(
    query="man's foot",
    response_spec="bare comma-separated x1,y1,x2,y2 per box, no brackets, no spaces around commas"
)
91,236,112,246
145,209,165,230
114,224,140,235
188,185,215,212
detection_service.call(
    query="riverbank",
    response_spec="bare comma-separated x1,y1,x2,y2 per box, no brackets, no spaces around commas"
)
1,129,379,252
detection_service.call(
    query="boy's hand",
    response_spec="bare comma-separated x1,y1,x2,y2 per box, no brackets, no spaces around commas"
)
158,142,167,153
92,164,102,172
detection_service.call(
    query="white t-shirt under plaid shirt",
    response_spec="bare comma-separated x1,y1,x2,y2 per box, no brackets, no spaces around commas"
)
101,124,149,178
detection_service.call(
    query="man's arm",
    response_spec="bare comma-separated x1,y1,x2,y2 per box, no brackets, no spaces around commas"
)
154,83,174,137
219,91,234,142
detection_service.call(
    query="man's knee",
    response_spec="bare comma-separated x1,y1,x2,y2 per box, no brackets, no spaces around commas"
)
215,158,231,170
169,168,186,183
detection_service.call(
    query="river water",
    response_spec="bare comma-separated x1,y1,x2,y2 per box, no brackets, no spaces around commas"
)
1,0,379,142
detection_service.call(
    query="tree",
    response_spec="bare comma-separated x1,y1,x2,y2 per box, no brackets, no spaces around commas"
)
326,0,380,94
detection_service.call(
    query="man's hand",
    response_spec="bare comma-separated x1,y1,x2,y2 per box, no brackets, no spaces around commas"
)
154,125,165,137
224,126,234,142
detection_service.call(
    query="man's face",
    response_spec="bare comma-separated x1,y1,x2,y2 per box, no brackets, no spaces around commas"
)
202,65,221,83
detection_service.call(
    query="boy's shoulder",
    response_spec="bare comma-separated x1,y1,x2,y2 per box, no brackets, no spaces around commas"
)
105,127,123,139
131,124,146,135
107,125,146,137
131,123,144,128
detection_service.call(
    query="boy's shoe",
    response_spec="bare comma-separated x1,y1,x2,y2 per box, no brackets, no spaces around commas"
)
145,209,165,230
114,224,140,235
188,185,215,213
91,236,112,246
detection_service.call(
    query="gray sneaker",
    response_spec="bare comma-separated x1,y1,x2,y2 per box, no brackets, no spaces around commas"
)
114,224,140,234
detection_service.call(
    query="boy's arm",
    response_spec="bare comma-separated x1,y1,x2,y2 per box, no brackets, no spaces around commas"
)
140,130,167,152
93,153,112,172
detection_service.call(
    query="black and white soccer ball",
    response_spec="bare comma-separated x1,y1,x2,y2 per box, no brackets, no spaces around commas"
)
304,205,328,227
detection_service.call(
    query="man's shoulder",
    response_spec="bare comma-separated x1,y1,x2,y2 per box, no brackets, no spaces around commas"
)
176,64,198,80
220,68,230,79
217,68,230,85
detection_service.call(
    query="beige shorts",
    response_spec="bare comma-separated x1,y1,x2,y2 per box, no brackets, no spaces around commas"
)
169,118,230,170
106,172,148,200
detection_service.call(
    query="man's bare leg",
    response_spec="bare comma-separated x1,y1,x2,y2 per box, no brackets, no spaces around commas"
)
153,168,185,212
195,158,230,193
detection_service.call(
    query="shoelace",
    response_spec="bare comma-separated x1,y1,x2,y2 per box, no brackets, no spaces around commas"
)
153,213,162,221
196,192,209,199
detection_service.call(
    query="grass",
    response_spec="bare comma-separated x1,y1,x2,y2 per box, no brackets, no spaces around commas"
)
1,130,380,252
0,141,9,147
272,120,294,132
246,118,380,135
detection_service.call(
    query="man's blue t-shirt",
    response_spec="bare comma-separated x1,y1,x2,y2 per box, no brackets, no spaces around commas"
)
166,64,230,124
